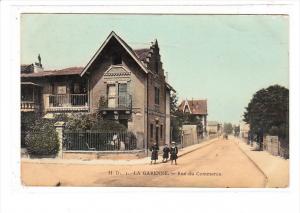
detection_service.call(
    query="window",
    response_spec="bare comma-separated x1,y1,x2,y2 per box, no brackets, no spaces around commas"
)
47,83,54,94
57,85,66,94
150,124,154,138
112,54,122,65
73,83,80,94
118,83,127,107
107,84,117,108
154,87,160,105
118,83,127,94
160,125,163,139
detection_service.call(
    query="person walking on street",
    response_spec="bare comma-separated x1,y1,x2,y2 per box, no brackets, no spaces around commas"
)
162,144,170,163
150,142,159,164
170,141,178,165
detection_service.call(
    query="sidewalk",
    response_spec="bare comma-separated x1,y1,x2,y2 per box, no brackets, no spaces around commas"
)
21,137,219,166
234,138,289,188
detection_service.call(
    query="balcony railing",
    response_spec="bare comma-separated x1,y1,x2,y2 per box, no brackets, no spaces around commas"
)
21,101,39,112
47,94,88,112
99,94,132,110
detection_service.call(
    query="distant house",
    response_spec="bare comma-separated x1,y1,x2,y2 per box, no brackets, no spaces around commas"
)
239,122,250,138
21,31,175,149
207,121,221,135
178,99,208,134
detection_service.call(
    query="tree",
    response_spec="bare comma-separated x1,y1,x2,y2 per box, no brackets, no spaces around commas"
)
234,125,240,137
170,93,185,143
223,123,233,135
243,85,289,149
170,92,179,114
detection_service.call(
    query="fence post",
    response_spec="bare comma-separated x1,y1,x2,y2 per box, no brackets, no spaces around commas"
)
54,121,65,159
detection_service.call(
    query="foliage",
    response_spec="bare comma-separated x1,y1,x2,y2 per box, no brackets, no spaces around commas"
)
90,119,127,131
96,96,108,119
53,113,70,123
233,125,240,136
25,118,59,155
64,113,126,131
170,93,205,142
170,93,184,142
64,113,97,130
223,123,233,135
243,85,289,142
21,112,40,147
170,93,179,114
21,112,39,130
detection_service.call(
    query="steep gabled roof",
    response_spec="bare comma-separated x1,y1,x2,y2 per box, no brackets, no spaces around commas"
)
80,31,149,77
134,48,152,62
178,99,208,115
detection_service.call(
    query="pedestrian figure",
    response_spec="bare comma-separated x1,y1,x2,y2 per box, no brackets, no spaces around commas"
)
248,131,254,147
162,144,170,163
150,142,159,164
170,141,178,165
111,134,119,150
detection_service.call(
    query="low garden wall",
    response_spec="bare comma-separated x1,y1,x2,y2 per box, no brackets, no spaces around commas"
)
62,150,147,160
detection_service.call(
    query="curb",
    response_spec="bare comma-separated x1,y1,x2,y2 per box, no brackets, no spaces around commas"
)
21,138,219,166
178,138,219,158
234,141,269,187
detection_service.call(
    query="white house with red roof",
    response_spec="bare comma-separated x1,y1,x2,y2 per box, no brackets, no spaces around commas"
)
178,99,208,134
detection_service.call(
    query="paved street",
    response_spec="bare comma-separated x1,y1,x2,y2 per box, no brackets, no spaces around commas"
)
21,137,270,187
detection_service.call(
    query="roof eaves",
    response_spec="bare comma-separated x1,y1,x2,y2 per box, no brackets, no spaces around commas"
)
166,82,176,92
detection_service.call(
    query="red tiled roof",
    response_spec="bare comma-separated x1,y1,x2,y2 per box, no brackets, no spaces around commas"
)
21,67,83,78
178,99,208,115
134,48,151,62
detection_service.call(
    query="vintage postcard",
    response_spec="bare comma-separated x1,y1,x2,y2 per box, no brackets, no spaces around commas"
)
20,14,289,187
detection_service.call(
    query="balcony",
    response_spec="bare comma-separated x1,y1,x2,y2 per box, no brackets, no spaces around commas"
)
21,101,40,112
46,94,89,112
99,94,132,111
21,82,41,112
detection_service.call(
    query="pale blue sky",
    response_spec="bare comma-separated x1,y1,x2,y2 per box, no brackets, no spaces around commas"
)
21,14,289,123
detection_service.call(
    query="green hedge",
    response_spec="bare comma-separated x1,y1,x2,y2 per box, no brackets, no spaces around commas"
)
25,119,59,156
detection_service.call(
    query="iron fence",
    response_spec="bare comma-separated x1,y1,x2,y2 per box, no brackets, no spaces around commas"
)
63,130,137,151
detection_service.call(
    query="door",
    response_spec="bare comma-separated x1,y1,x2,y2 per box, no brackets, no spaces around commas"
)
107,84,116,108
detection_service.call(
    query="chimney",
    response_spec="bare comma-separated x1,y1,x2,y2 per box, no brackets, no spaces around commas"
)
33,54,43,73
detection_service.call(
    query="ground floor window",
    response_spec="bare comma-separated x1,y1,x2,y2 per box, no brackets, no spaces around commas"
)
150,124,153,138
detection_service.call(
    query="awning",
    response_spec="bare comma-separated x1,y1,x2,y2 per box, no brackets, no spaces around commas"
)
21,82,42,87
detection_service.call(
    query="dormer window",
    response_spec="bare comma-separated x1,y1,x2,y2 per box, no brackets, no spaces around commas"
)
112,54,122,65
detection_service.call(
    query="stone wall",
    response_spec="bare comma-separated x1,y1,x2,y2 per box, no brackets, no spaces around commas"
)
264,135,280,156
182,125,198,147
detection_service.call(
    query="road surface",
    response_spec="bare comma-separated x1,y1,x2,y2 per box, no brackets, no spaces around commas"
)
21,138,267,187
